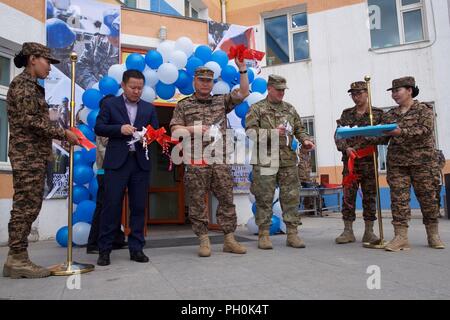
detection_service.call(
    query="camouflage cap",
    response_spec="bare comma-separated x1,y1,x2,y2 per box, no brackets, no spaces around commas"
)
194,66,214,80
347,81,367,93
21,42,60,64
267,74,288,89
387,76,416,91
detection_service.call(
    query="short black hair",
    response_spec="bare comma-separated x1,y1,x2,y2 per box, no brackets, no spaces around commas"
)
122,69,145,84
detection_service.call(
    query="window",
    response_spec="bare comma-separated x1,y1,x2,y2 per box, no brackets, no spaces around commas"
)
0,54,11,164
0,56,10,87
301,117,317,173
184,0,199,18
123,0,137,8
263,8,309,66
369,0,426,49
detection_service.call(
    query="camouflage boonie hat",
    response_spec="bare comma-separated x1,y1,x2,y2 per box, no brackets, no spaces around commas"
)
348,81,367,93
194,66,214,79
267,74,288,89
387,76,416,91
21,42,60,64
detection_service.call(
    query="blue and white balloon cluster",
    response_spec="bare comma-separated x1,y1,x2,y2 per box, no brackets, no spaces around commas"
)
246,172,286,235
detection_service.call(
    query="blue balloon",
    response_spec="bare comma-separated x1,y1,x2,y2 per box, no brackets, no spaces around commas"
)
145,50,163,69
194,45,212,64
46,18,75,49
211,50,229,69
179,82,194,95
74,151,87,166
88,177,98,199
73,185,90,204
291,138,299,151
175,70,192,89
234,102,249,119
87,109,99,129
270,215,281,235
221,65,238,84
73,164,94,185
252,202,257,215
82,89,103,110
74,200,96,224
240,117,246,128
248,171,253,183
77,124,96,142
126,53,146,72
81,147,96,164
251,78,268,94
155,82,176,100
56,226,69,247
99,76,119,96
186,56,203,77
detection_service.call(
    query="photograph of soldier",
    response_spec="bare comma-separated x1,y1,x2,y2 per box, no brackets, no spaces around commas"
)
334,81,384,245
380,77,445,251
246,75,315,250
170,60,249,258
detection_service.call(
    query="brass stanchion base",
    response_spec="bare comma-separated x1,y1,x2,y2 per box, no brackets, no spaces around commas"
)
49,261,95,276
363,239,387,249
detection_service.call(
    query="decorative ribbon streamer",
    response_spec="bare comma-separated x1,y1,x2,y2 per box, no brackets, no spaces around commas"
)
228,44,265,63
70,127,96,151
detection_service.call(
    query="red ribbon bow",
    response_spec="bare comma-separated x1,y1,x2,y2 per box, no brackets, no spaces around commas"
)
228,44,265,63
70,127,96,151
342,146,376,188
144,125,179,171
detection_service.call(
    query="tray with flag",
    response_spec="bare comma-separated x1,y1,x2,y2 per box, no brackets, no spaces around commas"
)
335,124,398,139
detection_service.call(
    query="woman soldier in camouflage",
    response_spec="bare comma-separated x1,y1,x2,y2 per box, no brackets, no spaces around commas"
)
3,42,80,278
382,77,445,252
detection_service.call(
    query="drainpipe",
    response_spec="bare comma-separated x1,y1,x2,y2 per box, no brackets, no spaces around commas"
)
220,0,227,23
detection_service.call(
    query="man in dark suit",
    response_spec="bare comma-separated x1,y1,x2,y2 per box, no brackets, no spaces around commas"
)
94,69,159,266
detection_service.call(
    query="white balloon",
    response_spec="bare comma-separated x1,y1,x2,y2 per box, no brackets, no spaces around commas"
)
141,86,156,103
175,36,194,57
212,80,230,95
78,107,90,125
168,50,188,69
143,67,159,87
116,88,124,97
279,220,287,234
247,216,259,235
108,64,126,84
157,63,178,85
72,222,91,246
91,82,99,91
248,192,256,204
157,41,175,63
204,61,221,80
273,201,283,218
245,92,265,106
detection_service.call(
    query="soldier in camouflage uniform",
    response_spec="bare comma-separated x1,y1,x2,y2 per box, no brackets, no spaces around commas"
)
170,61,249,257
334,81,384,245
381,77,445,251
245,75,315,250
76,9,120,89
3,42,80,279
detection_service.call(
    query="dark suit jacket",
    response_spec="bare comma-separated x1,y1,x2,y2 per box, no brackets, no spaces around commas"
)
94,95,159,171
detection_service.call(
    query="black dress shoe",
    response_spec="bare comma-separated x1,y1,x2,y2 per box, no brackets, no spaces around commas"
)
97,252,110,266
112,241,128,250
130,251,149,263
86,246,99,254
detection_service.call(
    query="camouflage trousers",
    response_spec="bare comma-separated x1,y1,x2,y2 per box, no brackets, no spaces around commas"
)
8,168,46,254
251,166,301,228
185,164,237,236
387,165,439,227
341,161,377,222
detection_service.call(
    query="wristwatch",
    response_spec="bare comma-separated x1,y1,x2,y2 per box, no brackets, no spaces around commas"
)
239,70,248,74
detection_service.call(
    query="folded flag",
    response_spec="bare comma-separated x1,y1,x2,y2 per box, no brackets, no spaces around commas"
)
335,124,398,140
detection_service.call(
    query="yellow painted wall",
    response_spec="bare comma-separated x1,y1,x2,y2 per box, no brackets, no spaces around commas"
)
203,0,222,22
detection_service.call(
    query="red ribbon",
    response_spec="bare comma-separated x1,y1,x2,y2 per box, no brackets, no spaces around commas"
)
342,146,376,188
70,127,96,151
228,44,265,63
144,125,179,171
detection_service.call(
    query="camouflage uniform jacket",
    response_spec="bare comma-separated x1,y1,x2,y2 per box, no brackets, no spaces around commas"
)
245,98,310,167
297,152,312,182
7,70,66,170
77,35,119,89
383,101,436,167
170,90,244,163
335,106,384,164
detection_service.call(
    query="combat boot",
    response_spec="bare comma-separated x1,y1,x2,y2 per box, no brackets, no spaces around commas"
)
362,220,380,243
385,226,410,252
3,251,51,279
335,220,356,244
286,225,306,248
258,226,273,250
223,233,247,254
198,234,211,257
425,224,445,249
